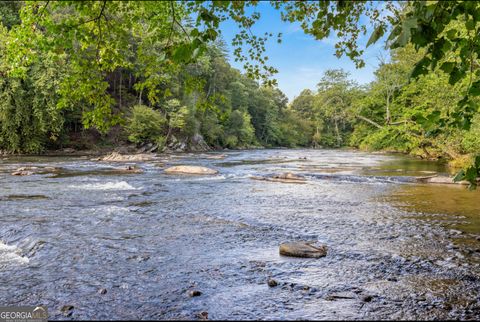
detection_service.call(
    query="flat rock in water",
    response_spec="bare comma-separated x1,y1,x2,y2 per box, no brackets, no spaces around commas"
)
96,152,154,162
279,242,327,258
164,165,218,175
251,172,307,184
272,172,306,181
11,170,34,176
415,175,470,185
11,166,62,176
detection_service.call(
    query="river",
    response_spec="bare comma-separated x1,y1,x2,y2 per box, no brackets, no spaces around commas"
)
0,149,479,320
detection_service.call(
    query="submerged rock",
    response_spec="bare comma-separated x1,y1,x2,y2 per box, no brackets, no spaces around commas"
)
415,175,471,185
362,295,373,302
273,172,306,181
122,166,143,174
164,165,218,175
60,305,74,317
196,311,208,320
251,172,307,184
188,290,202,297
96,152,154,162
279,242,327,258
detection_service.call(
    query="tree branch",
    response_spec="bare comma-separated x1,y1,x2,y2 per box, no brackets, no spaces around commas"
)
355,114,383,129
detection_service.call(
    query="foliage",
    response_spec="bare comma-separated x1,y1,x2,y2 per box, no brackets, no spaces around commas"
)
125,105,166,145
0,26,65,153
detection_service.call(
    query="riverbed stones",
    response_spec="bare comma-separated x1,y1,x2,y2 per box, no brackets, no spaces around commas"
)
279,242,327,258
164,165,218,175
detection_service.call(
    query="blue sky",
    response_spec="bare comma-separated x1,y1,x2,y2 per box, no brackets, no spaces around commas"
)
218,2,389,102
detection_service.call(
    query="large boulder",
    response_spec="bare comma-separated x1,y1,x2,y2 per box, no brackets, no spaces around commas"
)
164,165,218,175
279,242,327,258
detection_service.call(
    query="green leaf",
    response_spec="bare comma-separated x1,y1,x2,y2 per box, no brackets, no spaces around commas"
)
453,169,465,182
410,56,430,78
466,19,475,30
367,25,384,47
440,61,455,73
448,67,464,85
446,29,457,40
465,166,478,182
468,80,480,96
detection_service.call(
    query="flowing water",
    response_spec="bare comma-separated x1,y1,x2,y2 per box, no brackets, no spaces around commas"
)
0,149,479,320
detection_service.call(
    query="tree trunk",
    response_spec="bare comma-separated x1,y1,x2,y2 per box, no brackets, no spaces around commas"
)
138,87,143,105
386,92,391,125
119,72,122,109
334,117,341,146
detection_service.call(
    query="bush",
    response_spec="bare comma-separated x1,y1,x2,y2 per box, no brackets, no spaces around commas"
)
225,135,238,148
125,105,166,144
359,126,419,153
462,114,480,154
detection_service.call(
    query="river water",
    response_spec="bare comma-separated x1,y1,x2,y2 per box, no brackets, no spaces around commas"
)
0,149,479,320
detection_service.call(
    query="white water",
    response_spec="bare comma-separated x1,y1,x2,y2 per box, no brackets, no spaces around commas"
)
0,241,29,266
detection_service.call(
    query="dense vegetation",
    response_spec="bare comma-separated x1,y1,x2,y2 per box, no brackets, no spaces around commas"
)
0,1,479,185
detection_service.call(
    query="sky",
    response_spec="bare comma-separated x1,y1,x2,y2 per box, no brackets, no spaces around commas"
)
218,2,389,102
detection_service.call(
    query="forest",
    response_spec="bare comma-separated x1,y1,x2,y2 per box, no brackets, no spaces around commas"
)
0,1,479,185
